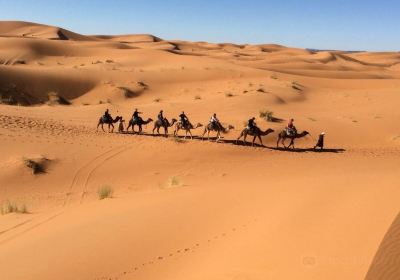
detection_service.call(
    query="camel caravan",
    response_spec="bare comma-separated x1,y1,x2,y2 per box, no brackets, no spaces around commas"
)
97,109,323,150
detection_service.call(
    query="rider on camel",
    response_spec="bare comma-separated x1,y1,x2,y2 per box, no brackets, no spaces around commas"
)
210,113,220,130
132,108,142,122
286,118,297,136
179,111,189,127
158,110,165,126
247,117,257,132
103,109,112,122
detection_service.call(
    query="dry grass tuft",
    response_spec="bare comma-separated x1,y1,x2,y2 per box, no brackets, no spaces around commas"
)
98,185,113,200
1,201,29,215
24,158,45,174
259,110,274,121
47,91,71,105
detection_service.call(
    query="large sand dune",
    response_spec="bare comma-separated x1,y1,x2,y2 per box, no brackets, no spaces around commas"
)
0,21,400,280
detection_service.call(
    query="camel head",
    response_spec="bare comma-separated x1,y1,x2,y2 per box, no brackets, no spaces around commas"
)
222,124,235,134
265,128,274,134
146,118,154,123
301,131,310,137
170,118,178,126
194,123,203,129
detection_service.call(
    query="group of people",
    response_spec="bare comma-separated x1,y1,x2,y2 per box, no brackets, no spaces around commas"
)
247,116,297,135
102,109,325,149
104,108,297,135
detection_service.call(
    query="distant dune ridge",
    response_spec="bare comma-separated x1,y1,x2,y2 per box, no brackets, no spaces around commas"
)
0,21,400,280
0,20,399,105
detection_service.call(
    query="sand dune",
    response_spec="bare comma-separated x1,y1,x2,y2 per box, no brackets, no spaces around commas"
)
366,212,400,280
0,21,400,280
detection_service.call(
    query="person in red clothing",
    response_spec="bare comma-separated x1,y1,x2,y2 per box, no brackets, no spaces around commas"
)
286,118,297,136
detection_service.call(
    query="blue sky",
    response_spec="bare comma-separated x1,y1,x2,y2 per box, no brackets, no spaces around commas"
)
1,0,399,51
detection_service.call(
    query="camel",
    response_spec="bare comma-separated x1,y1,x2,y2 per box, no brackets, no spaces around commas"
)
276,130,309,149
152,118,177,136
126,117,153,133
173,122,203,139
202,122,234,142
236,127,274,146
97,115,122,133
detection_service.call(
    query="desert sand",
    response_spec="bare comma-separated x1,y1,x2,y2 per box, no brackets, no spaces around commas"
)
0,21,400,280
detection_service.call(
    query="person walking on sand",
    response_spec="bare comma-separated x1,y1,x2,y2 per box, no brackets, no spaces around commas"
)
314,132,325,150
118,118,125,133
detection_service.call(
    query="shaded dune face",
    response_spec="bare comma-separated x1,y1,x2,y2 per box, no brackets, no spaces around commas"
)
365,213,400,280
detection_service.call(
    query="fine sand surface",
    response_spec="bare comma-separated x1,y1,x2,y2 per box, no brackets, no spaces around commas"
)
1,21,400,280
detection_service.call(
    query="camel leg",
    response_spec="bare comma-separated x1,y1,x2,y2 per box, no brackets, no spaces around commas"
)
276,136,280,148
258,135,263,146
243,134,248,145
236,132,243,144
282,138,288,149
97,122,101,132
201,128,207,140
216,131,220,142
152,126,156,134
110,123,114,133
207,130,210,141
252,135,256,146
289,139,295,149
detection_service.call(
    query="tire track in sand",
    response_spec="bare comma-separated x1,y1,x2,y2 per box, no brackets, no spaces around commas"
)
0,144,133,247
64,144,130,206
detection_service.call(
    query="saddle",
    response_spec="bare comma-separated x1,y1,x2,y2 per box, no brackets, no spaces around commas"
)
133,116,143,123
286,128,296,136
102,115,111,122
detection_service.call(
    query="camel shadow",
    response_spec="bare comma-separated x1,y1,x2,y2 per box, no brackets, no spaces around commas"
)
270,147,346,153
119,131,168,138
116,132,346,153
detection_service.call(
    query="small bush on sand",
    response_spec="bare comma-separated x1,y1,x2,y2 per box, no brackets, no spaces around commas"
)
161,176,183,189
194,95,201,100
1,201,28,215
225,92,234,97
24,159,45,174
292,81,303,91
47,91,71,105
118,87,136,98
259,110,274,122
153,98,161,103
168,176,180,187
98,185,113,200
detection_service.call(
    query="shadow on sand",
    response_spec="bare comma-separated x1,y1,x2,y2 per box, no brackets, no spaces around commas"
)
117,132,346,153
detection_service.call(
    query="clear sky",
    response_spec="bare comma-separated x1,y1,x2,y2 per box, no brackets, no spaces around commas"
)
1,0,399,51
